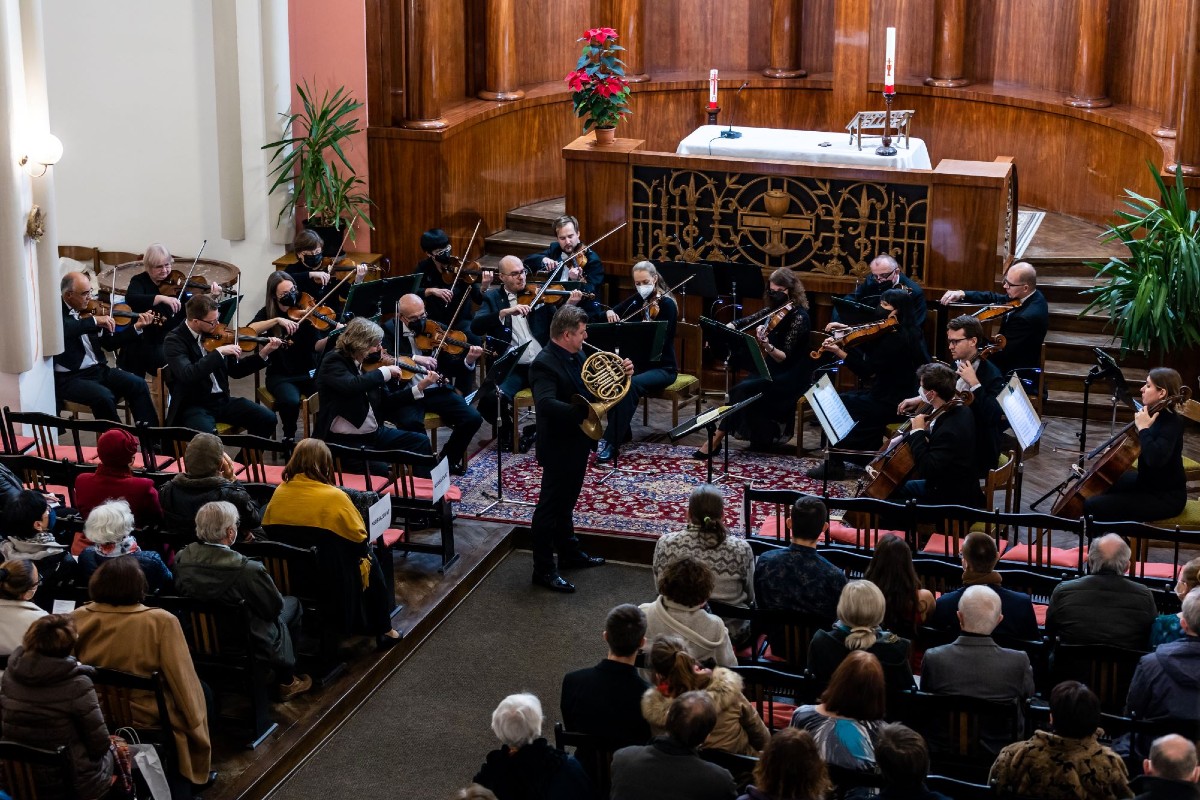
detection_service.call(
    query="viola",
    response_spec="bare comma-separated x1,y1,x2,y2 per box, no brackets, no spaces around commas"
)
973,299,1022,322
81,300,164,331
811,316,899,359
285,292,338,331
435,256,491,285
734,301,792,333
327,257,383,283
157,269,235,299
362,352,432,382
200,323,281,353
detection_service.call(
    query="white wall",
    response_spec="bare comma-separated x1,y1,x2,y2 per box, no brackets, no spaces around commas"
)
43,0,291,304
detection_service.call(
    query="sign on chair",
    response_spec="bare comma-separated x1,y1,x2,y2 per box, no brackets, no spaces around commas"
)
845,110,916,151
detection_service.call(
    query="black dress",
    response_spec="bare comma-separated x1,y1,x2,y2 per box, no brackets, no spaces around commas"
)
1083,410,1187,522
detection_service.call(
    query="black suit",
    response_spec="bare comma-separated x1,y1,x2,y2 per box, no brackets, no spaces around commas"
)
54,302,158,425
835,325,928,462
471,286,554,429
380,319,482,468
523,245,605,320
895,402,983,507
962,289,1049,378
966,356,1006,478
528,342,594,576
842,273,928,327
163,323,277,437
601,295,680,448
118,271,187,376
930,582,1041,641
561,659,651,780
313,350,431,456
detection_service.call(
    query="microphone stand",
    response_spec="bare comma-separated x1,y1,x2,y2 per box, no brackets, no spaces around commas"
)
719,81,749,139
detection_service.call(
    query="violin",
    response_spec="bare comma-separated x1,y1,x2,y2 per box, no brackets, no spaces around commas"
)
408,318,497,358
435,256,491,285
362,352,440,384
517,283,595,308
285,292,338,331
972,299,1022,322
734,301,792,332
811,316,899,358
327,257,383,283
157,269,235,299
81,300,164,330
200,323,282,353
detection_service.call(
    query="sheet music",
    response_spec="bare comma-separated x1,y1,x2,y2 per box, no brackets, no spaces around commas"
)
805,374,856,445
999,375,1043,452
696,405,729,427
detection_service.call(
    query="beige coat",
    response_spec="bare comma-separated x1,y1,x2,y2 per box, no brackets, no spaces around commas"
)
641,666,770,756
72,603,211,785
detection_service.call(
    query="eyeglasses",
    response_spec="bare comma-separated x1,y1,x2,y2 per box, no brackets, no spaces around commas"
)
198,316,219,328
501,271,525,278
431,245,452,257
147,261,173,270
946,337,968,345
1002,279,1026,288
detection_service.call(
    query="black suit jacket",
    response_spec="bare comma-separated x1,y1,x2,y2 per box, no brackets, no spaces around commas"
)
968,356,1006,477
163,323,266,424
529,342,594,467
907,402,982,506
929,582,1041,641
561,659,651,747
470,286,553,347
124,271,187,336
852,273,928,326
412,256,484,324
313,350,395,437
963,289,1049,377
54,301,136,372
380,319,473,382
524,245,605,320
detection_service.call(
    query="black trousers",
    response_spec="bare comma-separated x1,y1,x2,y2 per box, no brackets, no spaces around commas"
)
266,373,316,439
834,391,903,464
1082,472,1188,522
389,387,482,468
477,364,531,430
178,395,277,439
603,368,676,447
529,450,589,576
56,364,158,426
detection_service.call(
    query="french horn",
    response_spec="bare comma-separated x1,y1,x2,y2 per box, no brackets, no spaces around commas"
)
572,342,631,440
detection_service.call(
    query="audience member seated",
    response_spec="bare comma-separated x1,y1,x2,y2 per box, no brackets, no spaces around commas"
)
0,614,114,800
1132,734,1200,800
454,786,500,800
160,433,264,542
0,560,46,666
736,728,830,800
873,723,951,800
471,693,592,800
78,500,173,595
74,428,163,545
653,484,755,644
920,585,1035,752
640,557,736,668
990,680,1132,800
560,603,651,771
175,501,312,702
1,489,73,604
1127,588,1200,761
0,462,23,515
72,556,213,791
753,496,846,622
611,691,738,800
790,650,887,773
928,530,1039,641
1152,558,1200,648
1047,533,1156,650
808,580,914,696
864,535,933,640
261,438,400,648
642,634,769,757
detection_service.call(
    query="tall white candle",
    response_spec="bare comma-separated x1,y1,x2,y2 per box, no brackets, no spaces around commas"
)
709,69,719,108
884,27,896,93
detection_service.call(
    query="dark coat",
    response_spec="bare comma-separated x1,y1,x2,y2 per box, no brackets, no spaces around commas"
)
930,581,1040,641
607,295,680,373
313,350,400,437
610,736,738,800
907,402,983,506
380,318,474,381
74,469,163,528
529,342,594,468
968,356,1006,478
79,548,173,595
159,474,262,540
54,300,137,372
962,289,1049,377
524,244,605,319
414,255,484,324
809,625,916,695
851,272,928,326
560,659,651,748
0,647,114,800
473,738,595,800
1046,570,1157,650
163,322,267,424
251,305,322,380
843,323,926,408
470,286,554,346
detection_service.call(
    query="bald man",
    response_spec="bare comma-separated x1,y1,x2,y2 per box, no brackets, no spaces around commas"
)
55,271,159,426
1134,734,1200,798
380,294,483,473
470,255,581,451
939,261,1049,381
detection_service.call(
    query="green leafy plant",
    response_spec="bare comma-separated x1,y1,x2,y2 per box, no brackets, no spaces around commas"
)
1082,163,1200,356
565,27,632,132
262,82,372,235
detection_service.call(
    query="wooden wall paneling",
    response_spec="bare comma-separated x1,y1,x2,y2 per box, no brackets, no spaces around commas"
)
926,160,1011,292
403,0,448,127
641,0,772,73
1065,0,1113,108
368,134,445,267
1173,0,1200,173
967,0,1079,94
831,0,872,133
478,0,526,100
563,137,643,266
764,0,807,79
610,0,648,81
800,0,835,76
925,0,969,87
869,0,933,89
1108,0,1181,115
512,0,597,87
365,0,408,127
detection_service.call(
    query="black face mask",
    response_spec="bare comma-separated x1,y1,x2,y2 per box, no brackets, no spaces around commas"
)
434,251,454,265
277,291,299,308
301,252,324,269
407,315,428,333
767,290,787,305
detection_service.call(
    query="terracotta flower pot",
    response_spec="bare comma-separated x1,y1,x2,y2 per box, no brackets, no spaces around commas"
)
593,126,617,145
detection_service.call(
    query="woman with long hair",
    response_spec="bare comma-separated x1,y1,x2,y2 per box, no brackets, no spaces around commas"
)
808,580,914,695
641,634,770,756
737,729,831,800
790,650,887,772
864,534,934,640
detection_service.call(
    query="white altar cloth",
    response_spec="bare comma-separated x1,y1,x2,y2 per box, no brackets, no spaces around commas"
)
675,125,932,170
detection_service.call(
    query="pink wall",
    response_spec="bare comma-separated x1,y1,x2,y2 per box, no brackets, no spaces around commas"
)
287,0,372,252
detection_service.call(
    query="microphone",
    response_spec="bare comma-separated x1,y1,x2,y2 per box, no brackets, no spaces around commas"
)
720,82,749,139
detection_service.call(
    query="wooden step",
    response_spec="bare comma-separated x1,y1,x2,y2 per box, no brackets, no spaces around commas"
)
483,229,555,259
1048,302,1118,335
1044,389,1137,422
506,198,565,235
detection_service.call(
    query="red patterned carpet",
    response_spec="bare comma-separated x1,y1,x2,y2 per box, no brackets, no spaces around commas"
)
456,441,859,539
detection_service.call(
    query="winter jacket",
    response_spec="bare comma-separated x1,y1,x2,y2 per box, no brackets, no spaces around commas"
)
472,738,594,800
641,667,770,756
990,729,1132,799
640,596,737,668
0,646,114,800
159,474,262,540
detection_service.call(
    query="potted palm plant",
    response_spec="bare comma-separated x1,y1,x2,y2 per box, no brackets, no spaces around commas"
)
1083,164,1200,358
565,27,632,144
263,82,372,256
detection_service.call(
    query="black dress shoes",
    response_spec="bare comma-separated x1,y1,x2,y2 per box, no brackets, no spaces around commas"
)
692,448,716,460
805,460,846,480
596,440,617,464
518,428,538,453
560,552,606,569
532,572,576,593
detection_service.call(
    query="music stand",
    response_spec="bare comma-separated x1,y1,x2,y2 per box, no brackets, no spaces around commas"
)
804,373,859,497
475,342,533,515
710,261,765,320
700,316,771,405
832,296,886,326
343,275,422,322
585,321,667,366
217,295,242,326
656,261,719,323
670,393,763,484
996,374,1045,512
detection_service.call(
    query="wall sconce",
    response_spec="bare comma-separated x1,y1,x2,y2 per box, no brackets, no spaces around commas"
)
19,133,63,177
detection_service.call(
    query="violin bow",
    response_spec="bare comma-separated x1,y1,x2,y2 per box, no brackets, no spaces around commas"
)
434,222,485,362
550,221,627,273
618,274,694,322
444,220,483,298
290,269,356,328
179,239,208,302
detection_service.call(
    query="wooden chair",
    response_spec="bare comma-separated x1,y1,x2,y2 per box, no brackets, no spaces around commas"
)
699,748,757,790
96,250,142,273
90,668,179,782
985,450,1018,514
156,366,242,436
552,723,621,799
641,321,704,428
710,600,833,674
1051,642,1149,714
154,595,278,748
58,245,99,274
424,411,443,452
217,432,293,484
893,690,1022,783
0,741,75,800
731,665,818,731
512,388,534,452
60,398,133,426
300,393,319,440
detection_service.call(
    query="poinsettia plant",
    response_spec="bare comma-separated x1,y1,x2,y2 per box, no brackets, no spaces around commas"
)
565,27,632,132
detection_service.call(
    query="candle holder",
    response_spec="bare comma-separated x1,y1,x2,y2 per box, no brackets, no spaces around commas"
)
875,92,898,157
706,104,721,126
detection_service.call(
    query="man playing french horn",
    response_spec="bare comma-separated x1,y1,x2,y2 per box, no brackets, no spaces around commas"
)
528,304,633,594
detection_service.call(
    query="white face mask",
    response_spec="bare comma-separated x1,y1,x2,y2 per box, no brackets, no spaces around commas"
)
636,284,655,299
917,387,931,405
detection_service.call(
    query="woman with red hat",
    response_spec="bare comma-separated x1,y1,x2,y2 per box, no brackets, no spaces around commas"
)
73,428,162,555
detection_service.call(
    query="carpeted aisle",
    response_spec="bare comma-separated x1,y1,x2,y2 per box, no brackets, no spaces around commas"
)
272,552,653,800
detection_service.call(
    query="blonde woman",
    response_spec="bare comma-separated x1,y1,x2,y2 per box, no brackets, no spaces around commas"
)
807,580,914,695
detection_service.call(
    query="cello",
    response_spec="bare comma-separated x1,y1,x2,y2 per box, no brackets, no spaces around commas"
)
1051,387,1190,517
859,392,973,500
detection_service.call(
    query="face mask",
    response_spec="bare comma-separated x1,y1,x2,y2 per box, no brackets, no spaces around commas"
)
767,290,787,304
636,284,655,299
301,252,323,269
408,315,428,332
434,251,454,265
277,291,298,308
917,387,931,405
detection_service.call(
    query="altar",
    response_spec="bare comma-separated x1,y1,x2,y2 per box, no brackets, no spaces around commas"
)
676,125,932,170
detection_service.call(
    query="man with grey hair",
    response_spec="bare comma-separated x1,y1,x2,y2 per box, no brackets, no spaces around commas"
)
1134,734,1200,798
1047,533,1156,649
472,693,591,798
174,501,311,701
839,253,928,326
1127,589,1200,761
610,691,737,800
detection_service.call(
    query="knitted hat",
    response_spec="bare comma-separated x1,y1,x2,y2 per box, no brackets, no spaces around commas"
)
96,428,138,468
184,433,224,477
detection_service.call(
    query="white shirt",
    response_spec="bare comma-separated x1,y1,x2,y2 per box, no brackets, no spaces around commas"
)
330,358,381,435
192,330,224,394
507,292,542,365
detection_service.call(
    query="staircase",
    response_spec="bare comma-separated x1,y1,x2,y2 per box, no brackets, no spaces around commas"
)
481,198,563,266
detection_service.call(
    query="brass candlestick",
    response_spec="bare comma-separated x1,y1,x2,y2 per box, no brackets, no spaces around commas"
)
876,92,898,157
